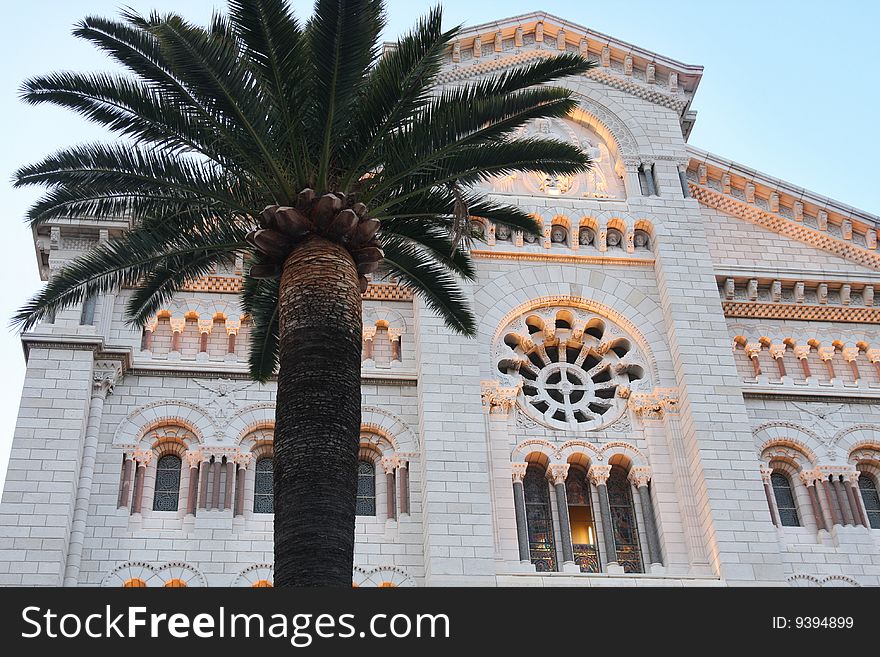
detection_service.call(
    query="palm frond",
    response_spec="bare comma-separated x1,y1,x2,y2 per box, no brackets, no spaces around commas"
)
241,259,280,382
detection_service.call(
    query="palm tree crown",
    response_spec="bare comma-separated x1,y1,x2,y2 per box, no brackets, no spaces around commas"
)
13,0,593,369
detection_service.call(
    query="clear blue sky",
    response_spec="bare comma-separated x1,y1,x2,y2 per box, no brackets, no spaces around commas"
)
0,0,877,486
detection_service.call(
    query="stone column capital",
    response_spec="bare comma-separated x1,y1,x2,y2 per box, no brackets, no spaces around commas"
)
511,462,529,484
132,448,153,466
481,380,521,416
769,344,787,359
184,450,203,469
817,346,835,361
362,326,377,341
744,343,762,359
197,319,213,334
547,463,570,485
233,451,253,468
760,465,774,484
588,464,612,487
793,345,811,360
628,388,679,419
628,466,652,488
866,348,880,364
380,456,399,475
387,328,403,342
225,319,241,336
169,318,185,333
842,347,860,363
92,360,123,399
799,469,823,486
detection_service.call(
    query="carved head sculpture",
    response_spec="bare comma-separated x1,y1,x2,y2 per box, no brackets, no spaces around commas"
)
579,227,595,246
550,225,568,244
496,223,512,241
606,229,622,247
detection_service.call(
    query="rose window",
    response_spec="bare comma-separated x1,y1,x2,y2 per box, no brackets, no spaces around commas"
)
497,309,645,430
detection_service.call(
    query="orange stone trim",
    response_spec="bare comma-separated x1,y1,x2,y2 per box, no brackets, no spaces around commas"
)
177,276,413,301
722,301,880,324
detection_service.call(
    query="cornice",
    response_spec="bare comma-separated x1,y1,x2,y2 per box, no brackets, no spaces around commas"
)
742,389,880,403
471,249,654,267
177,276,413,302
722,301,880,324
690,182,880,271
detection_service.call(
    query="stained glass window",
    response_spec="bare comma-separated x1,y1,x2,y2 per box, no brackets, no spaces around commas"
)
566,467,600,573
858,473,880,529
771,472,800,527
254,457,273,514
152,455,181,511
608,467,643,573
357,459,376,516
524,465,556,572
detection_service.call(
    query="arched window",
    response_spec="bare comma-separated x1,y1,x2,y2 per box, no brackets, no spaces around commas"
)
523,464,556,572
608,467,643,573
252,580,273,588
771,472,800,527
858,474,880,529
254,457,274,514
566,467,600,573
356,459,376,516
152,454,182,511
164,579,187,588
123,578,147,588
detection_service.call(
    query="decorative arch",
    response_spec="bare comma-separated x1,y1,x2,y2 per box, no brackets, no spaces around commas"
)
229,403,276,445
599,441,649,468
754,423,822,466
232,564,274,587
113,400,217,448
361,407,418,453
834,425,880,461
155,562,206,588
102,562,158,587
352,566,416,588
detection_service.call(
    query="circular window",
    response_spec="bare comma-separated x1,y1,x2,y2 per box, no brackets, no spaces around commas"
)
497,308,644,430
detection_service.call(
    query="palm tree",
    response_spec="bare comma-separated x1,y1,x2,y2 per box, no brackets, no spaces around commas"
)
12,0,593,586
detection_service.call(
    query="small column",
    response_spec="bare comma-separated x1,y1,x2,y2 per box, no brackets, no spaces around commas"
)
130,449,152,515
198,319,212,353
623,163,642,198
799,470,827,531
842,348,861,383
184,451,201,517
233,453,252,517
794,345,812,380
382,456,397,521
818,346,836,382
362,327,376,362
745,343,763,377
760,466,780,526
118,454,134,509
225,319,241,355
629,467,662,566
845,471,869,527
198,454,211,510
829,475,854,525
388,328,402,363
589,464,618,569
511,463,531,563
169,318,185,353
769,344,787,379
142,318,157,352
821,476,842,527
398,460,410,516
548,464,574,566
211,457,222,510
642,162,656,196
224,456,235,510
867,349,880,380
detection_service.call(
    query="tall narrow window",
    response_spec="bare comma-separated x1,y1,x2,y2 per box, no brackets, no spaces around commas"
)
771,472,800,527
524,464,556,572
80,295,97,325
153,455,181,511
858,473,880,529
253,457,274,514
608,467,643,573
356,459,376,516
566,467,600,573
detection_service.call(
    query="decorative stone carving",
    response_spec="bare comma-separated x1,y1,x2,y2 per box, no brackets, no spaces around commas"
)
194,378,255,419
588,464,611,486
578,227,594,246
93,360,124,399
628,466,652,488
627,388,679,420
480,380,521,415
547,463,570,485
511,462,528,483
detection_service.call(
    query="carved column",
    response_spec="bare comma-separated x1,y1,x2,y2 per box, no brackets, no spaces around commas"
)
198,319,212,353
867,349,880,380
818,346,836,382
362,327,376,362
142,318,158,352
845,471,869,527
211,457,222,510
842,348,861,383
225,319,241,355
794,345,812,380
388,328,402,363
677,165,690,198
398,460,410,516
623,162,642,198
511,463,530,563
630,467,662,565
820,475,842,527
769,344,787,379
184,451,201,516
382,456,397,521
233,452,251,517
130,449,152,515
64,361,121,585
589,464,617,569
642,161,657,196
548,464,574,566
760,466,780,526
118,453,134,509
169,318,185,353
198,453,211,510
799,470,827,531
745,343,762,377
224,456,235,510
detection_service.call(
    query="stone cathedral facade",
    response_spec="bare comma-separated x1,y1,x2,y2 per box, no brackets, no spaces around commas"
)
1,12,879,588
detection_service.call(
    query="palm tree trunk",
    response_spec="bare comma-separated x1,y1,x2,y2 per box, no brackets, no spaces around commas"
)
274,235,362,587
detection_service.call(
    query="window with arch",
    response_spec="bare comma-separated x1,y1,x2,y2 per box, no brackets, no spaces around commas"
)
254,457,274,514
771,472,800,527
153,454,182,511
858,473,880,529
164,579,187,588
608,467,643,573
566,466,600,573
524,464,556,572
123,578,147,588
356,459,376,516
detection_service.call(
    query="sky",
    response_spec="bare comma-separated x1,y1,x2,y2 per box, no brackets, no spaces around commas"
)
0,0,877,488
